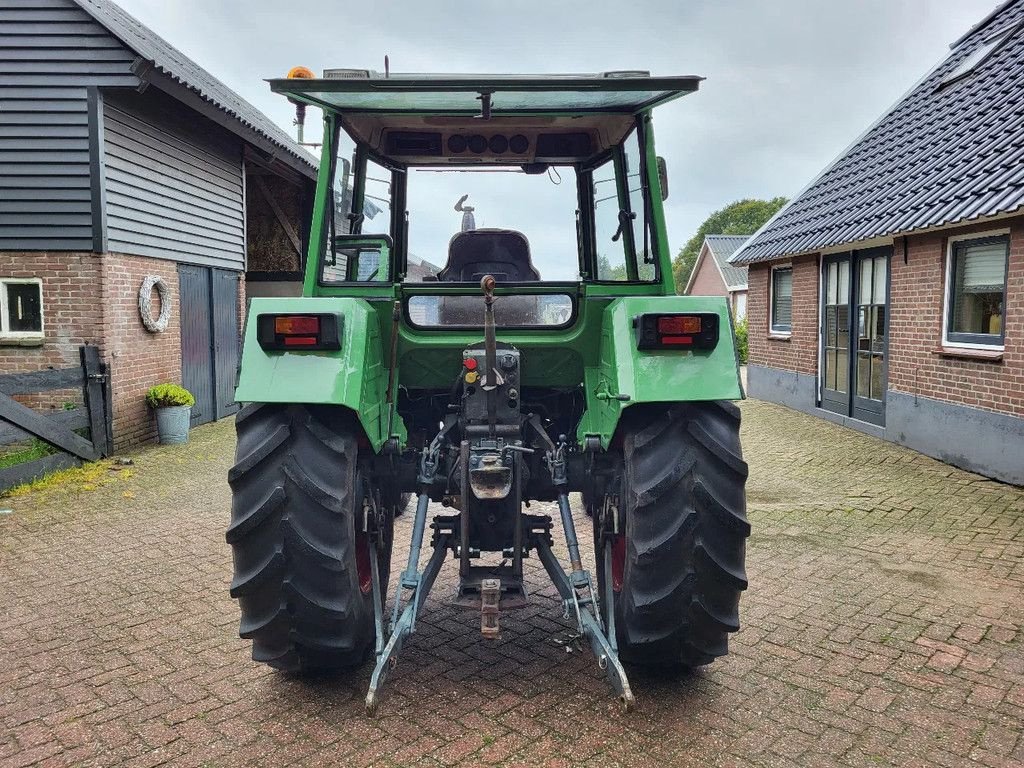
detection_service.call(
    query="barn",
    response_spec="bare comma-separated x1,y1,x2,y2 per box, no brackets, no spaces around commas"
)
0,0,317,448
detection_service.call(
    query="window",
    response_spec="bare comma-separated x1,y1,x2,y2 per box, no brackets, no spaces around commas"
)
321,245,389,284
623,129,655,281
360,159,393,237
0,279,44,339
592,129,656,283
404,165,579,282
939,24,1019,88
330,127,358,240
407,294,574,328
593,157,628,280
770,267,793,333
323,126,394,284
734,292,747,321
945,235,1008,346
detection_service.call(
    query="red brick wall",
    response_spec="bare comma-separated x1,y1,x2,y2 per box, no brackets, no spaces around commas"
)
1,251,190,449
0,253,103,411
746,220,1023,419
2,251,251,450
888,221,1023,417
101,253,183,449
747,254,819,375
687,249,728,296
0,253,103,373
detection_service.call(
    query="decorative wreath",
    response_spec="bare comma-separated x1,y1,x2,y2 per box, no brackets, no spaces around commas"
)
139,275,172,333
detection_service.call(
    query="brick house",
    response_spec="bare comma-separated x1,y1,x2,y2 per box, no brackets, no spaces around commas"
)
731,0,1024,485
0,0,316,449
683,235,749,320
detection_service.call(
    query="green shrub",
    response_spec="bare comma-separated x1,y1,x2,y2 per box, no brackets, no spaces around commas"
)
146,383,195,409
734,315,748,365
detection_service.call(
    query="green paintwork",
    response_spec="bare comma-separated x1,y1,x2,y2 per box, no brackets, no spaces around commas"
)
236,73,744,455
234,296,404,451
576,295,744,448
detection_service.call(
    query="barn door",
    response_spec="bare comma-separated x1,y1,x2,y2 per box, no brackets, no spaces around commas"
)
212,269,240,419
179,265,215,427
179,266,241,427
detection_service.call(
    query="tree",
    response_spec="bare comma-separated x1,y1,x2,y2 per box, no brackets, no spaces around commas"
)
672,197,787,294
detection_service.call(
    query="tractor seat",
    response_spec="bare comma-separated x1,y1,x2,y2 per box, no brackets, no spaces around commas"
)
437,229,541,282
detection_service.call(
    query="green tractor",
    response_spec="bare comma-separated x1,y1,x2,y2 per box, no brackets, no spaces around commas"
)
227,70,749,712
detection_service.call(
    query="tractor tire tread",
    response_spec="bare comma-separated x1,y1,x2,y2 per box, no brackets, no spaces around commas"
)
227,404,376,673
616,401,749,668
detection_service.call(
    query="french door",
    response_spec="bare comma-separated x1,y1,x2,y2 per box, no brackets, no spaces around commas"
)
820,247,890,426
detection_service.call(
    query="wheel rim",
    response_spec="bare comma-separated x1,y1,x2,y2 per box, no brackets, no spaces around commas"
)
355,527,373,595
611,534,625,593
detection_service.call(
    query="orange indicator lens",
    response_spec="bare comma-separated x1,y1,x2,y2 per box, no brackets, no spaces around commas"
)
275,316,320,335
658,316,701,335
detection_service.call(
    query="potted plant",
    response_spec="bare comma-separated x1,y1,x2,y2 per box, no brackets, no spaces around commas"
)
146,383,195,445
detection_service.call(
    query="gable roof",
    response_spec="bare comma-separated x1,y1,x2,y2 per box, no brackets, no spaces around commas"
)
732,0,1024,265
705,235,749,288
74,0,315,177
685,234,749,293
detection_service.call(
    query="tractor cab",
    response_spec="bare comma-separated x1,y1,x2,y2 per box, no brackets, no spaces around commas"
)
269,70,698,298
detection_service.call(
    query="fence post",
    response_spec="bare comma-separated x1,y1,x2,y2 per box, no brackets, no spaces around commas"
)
81,345,111,457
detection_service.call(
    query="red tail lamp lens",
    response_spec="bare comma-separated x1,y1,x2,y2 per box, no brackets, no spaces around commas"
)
464,357,478,370
660,335,694,346
275,315,320,335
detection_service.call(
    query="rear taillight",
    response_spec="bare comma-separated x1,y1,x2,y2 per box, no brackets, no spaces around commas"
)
256,313,342,351
635,312,719,351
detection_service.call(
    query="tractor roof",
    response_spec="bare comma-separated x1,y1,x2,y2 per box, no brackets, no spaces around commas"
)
270,71,702,166
269,71,702,115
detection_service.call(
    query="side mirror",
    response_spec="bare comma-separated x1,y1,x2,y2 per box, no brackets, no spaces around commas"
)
657,156,669,201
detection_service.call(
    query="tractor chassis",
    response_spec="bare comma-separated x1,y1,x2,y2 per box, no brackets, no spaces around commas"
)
364,443,635,714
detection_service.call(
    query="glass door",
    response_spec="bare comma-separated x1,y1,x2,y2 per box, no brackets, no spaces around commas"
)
852,252,888,424
820,257,850,415
820,248,890,426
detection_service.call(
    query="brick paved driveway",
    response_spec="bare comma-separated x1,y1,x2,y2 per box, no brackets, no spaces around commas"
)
1,400,1022,767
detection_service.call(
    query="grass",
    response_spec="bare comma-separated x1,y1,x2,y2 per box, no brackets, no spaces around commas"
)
0,458,116,499
0,439,57,470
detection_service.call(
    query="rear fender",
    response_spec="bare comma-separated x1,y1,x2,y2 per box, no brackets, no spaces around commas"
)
576,296,744,449
234,297,403,452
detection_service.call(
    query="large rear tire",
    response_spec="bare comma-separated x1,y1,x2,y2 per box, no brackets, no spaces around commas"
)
599,401,750,668
227,403,390,673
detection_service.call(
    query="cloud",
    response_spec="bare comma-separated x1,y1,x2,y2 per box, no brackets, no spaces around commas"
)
114,0,998,257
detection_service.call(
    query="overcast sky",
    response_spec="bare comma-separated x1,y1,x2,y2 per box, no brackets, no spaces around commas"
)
114,0,995,274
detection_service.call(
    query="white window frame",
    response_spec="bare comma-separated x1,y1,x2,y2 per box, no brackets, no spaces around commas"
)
768,264,793,337
942,229,1009,350
0,278,45,340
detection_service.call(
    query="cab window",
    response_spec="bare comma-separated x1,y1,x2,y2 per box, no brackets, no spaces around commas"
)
624,128,655,281
360,158,393,238
593,157,629,280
